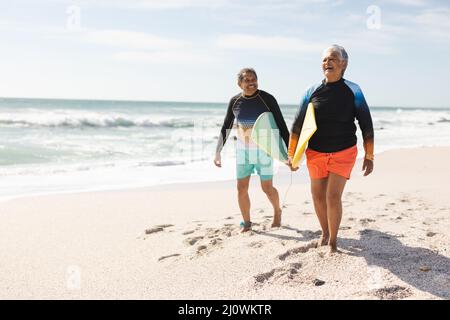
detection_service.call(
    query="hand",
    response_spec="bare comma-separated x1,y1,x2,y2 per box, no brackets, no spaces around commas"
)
287,157,299,171
362,159,373,176
214,153,222,168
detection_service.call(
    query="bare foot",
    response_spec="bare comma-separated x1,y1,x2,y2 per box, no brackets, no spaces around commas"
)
315,233,329,248
328,242,340,255
271,209,282,228
240,221,252,233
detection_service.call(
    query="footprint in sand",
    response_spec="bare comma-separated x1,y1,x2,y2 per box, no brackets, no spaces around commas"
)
209,238,223,246
155,224,174,228
298,230,321,239
187,224,240,258
204,228,222,239
254,262,302,284
371,285,412,300
145,224,174,235
387,202,396,206
360,229,373,236
277,241,317,261
184,236,204,246
284,263,303,280
182,230,196,235
288,263,302,273
158,254,181,262
249,241,264,248
313,279,326,286
359,218,376,226
145,227,164,235
254,269,276,283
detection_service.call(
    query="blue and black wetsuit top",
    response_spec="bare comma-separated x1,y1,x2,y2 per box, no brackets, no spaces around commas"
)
288,78,374,160
216,90,290,152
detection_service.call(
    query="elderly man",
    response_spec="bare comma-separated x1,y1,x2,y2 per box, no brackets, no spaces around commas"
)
288,45,374,254
214,68,289,232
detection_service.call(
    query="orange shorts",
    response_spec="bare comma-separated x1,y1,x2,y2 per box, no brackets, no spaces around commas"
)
306,145,358,180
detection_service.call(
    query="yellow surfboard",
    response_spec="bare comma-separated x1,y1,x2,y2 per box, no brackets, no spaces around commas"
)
292,102,317,168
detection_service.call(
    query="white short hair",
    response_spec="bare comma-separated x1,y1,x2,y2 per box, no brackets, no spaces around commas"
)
323,44,348,75
323,44,348,61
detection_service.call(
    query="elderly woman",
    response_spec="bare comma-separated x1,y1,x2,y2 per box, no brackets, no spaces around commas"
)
288,45,374,254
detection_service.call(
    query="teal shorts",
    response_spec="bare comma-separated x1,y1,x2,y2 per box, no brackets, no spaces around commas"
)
236,147,273,181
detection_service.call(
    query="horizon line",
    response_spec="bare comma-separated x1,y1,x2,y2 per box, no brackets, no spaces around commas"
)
0,96,449,109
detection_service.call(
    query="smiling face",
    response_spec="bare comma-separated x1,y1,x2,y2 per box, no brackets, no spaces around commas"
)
322,49,346,83
238,72,258,96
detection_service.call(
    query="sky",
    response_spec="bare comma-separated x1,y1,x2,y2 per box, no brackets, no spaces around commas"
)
0,0,449,107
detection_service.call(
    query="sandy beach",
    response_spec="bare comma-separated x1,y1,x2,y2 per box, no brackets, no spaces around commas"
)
0,147,449,300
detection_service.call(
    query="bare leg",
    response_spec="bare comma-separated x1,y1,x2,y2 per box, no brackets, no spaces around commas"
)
311,177,329,246
260,179,282,227
237,176,251,231
326,172,347,253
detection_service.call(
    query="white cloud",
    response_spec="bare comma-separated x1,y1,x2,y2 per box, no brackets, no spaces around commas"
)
75,0,342,10
216,34,324,54
383,7,450,42
85,29,218,64
416,8,450,29
387,0,428,6
340,31,398,55
0,18,66,34
113,50,218,64
414,8,450,40
76,0,229,9
85,30,188,50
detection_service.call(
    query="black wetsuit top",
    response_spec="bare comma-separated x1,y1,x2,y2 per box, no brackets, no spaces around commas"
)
216,90,289,153
289,78,374,156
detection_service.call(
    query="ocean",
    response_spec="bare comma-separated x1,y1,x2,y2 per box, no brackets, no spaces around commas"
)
1,97,449,200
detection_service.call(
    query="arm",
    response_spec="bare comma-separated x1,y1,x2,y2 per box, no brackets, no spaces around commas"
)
215,97,236,158
264,93,290,149
353,86,374,161
351,84,374,176
288,87,313,158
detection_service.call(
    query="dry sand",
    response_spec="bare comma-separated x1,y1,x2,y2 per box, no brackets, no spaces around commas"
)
0,147,449,299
